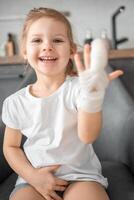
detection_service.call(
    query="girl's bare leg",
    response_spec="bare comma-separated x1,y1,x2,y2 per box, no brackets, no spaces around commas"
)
64,181,110,200
10,185,45,200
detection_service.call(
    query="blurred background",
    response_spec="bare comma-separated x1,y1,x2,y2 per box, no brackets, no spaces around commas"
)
0,0,133,54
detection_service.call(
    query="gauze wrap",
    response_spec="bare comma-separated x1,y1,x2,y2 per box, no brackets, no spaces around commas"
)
77,39,109,113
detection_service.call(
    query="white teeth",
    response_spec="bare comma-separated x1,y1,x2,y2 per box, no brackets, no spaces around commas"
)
39,56,57,61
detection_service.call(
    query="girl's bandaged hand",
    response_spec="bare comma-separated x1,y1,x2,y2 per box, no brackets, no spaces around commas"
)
78,38,109,93
74,38,123,112
79,69,109,93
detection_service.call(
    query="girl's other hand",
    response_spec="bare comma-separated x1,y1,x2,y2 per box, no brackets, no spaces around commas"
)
31,165,68,200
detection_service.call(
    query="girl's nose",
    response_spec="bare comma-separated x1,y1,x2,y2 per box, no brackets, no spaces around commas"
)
42,41,53,51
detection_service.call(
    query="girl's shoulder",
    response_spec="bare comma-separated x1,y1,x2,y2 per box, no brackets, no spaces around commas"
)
2,87,28,129
3,86,28,104
64,75,80,97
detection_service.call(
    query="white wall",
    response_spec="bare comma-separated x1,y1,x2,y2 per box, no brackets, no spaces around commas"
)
0,0,133,51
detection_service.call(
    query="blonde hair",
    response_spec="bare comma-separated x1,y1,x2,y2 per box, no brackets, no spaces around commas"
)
20,7,77,75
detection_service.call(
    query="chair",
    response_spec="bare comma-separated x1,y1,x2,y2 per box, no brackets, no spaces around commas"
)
0,66,134,200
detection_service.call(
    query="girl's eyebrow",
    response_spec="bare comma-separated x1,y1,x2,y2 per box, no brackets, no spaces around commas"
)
31,34,43,37
31,33,66,38
54,34,66,37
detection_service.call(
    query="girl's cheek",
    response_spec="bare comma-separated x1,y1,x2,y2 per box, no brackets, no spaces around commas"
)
26,47,35,55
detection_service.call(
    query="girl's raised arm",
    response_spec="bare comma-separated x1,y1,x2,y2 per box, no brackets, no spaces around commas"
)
74,39,123,144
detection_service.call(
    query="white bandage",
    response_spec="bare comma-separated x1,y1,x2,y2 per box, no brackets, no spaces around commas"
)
77,38,109,113
78,69,109,113
79,69,109,93
77,89,106,113
90,38,109,73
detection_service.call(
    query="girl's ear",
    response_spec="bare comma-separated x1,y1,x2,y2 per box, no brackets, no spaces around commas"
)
70,54,74,60
23,50,27,60
70,47,76,59
70,43,77,58
24,54,27,60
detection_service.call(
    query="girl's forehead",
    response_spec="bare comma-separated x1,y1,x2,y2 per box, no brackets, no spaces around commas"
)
28,17,68,36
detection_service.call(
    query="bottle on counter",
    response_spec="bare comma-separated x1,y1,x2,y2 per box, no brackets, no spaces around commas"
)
84,29,93,45
100,29,111,49
0,42,6,57
0,34,6,57
5,33,16,57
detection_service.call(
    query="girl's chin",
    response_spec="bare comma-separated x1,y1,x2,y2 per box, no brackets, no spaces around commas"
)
37,67,65,77
38,62,65,72
38,62,56,69
38,69,56,75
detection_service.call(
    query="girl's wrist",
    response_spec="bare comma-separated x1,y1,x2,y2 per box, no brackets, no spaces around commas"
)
24,166,37,185
77,89,105,113
77,69,109,113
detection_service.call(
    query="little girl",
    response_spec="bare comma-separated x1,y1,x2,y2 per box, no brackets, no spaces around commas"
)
2,7,123,200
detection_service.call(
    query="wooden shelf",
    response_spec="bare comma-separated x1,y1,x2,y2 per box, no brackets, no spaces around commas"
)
0,49,134,65
109,49,134,59
0,55,25,65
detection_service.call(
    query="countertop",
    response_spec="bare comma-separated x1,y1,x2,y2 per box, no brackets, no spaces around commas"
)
0,49,134,65
109,49,134,59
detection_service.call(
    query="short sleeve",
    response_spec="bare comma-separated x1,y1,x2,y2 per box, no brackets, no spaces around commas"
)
69,77,80,111
2,97,20,129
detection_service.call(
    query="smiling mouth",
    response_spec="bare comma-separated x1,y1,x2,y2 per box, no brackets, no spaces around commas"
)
39,56,58,62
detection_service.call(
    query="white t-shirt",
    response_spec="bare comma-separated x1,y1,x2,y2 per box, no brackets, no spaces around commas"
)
2,76,108,187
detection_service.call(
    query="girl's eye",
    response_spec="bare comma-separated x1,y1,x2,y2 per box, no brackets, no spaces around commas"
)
53,39,64,43
31,39,42,43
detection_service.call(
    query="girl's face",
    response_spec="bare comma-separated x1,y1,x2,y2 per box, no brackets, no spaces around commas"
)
24,17,73,77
